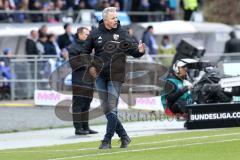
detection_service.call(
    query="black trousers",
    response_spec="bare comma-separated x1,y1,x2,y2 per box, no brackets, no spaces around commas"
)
72,95,92,129
72,69,94,129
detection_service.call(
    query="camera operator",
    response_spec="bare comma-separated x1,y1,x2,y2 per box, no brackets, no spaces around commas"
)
162,59,193,114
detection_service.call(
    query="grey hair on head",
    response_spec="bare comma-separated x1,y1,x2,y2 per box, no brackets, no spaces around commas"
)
102,7,117,20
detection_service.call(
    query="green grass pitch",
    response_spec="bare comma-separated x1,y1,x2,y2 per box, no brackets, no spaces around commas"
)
1,127,240,160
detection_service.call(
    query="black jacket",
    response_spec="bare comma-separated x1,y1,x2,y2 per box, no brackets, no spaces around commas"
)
58,33,74,50
224,38,240,53
25,38,38,55
82,20,144,82
68,38,93,86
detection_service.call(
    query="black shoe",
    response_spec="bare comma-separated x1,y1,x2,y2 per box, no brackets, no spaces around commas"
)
99,140,111,149
120,136,131,148
82,121,98,134
88,128,98,134
75,128,89,135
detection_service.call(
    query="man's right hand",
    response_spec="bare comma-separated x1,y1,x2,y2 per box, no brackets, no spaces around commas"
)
89,67,97,78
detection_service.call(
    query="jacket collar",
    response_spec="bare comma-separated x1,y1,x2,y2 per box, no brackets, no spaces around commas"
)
98,19,121,32
74,36,85,44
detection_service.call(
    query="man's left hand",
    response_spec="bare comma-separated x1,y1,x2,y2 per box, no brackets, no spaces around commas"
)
89,66,97,78
138,40,145,54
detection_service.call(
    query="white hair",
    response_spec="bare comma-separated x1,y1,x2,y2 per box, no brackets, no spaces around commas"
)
102,7,117,20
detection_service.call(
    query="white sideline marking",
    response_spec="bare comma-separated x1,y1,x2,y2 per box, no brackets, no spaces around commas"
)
47,138,240,160
0,132,240,154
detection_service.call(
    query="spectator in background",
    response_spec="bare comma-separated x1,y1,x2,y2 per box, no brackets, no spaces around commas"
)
224,31,240,60
74,0,86,10
28,0,38,10
5,0,18,22
158,35,176,55
17,0,29,11
29,0,44,22
0,48,14,67
57,23,74,50
44,1,59,23
111,1,120,11
0,1,7,22
149,0,159,13
224,31,240,53
127,27,138,43
65,0,74,9
122,0,132,11
6,0,16,9
87,0,98,9
36,33,47,56
0,48,13,99
109,0,123,10
73,0,87,19
55,0,66,10
38,24,48,35
167,0,177,20
45,33,61,56
25,30,39,56
13,0,28,22
142,25,158,55
0,48,14,86
158,35,176,66
0,0,15,22
97,0,110,10
138,0,150,22
180,0,198,21
149,0,170,21
160,0,171,20
54,0,66,22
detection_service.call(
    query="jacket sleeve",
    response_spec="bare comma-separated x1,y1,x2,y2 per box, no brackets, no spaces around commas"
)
148,39,156,55
124,31,144,58
82,32,103,74
166,80,189,104
82,32,94,55
68,44,78,59
143,32,151,47
68,44,78,69
68,43,93,71
57,35,64,50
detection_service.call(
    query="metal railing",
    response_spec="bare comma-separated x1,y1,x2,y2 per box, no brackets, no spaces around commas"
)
0,55,165,100
1,53,240,101
0,55,58,100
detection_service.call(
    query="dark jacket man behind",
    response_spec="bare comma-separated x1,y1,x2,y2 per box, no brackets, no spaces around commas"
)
68,27,98,135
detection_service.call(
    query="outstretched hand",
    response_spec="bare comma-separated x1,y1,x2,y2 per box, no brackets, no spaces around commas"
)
138,40,145,54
